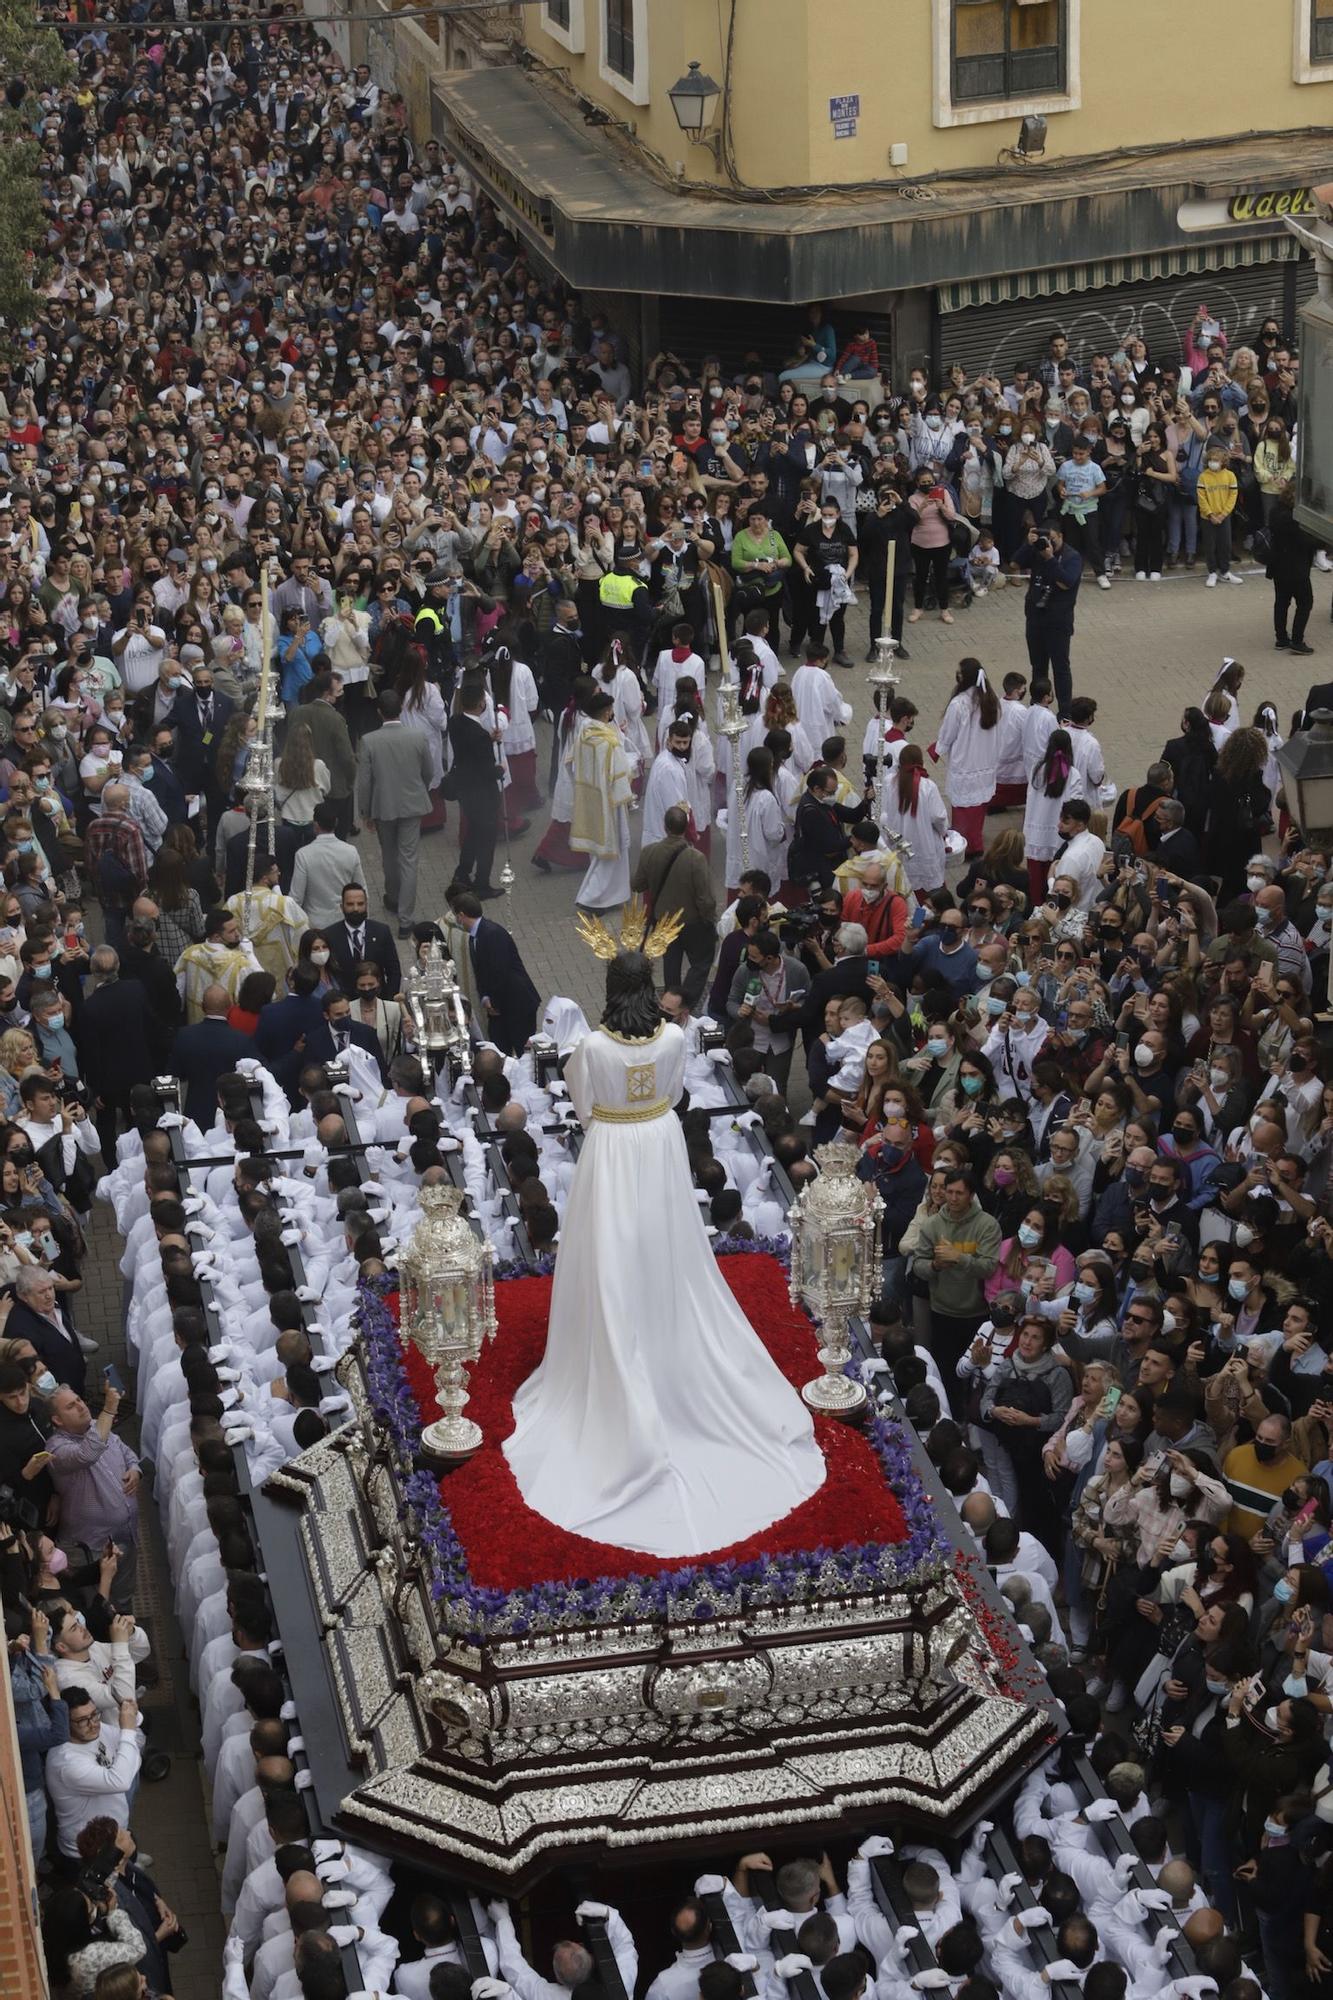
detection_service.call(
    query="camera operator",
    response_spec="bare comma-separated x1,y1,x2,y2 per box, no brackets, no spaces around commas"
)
788,764,871,896
783,887,845,981
1017,522,1084,715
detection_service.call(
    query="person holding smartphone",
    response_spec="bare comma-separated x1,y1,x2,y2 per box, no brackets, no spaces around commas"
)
45,1377,141,1609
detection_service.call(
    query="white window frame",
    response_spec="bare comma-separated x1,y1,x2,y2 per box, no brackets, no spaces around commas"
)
540,0,585,56
1293,0,1333,81
598,0,650,106
932,0,1082,129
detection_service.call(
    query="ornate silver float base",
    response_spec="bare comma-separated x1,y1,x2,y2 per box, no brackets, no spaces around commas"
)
802,1361,869,1415
420,1416,483,1461
267,1425,1054,1889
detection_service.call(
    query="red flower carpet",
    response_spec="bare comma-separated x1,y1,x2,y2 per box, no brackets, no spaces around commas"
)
399,1255,908,1591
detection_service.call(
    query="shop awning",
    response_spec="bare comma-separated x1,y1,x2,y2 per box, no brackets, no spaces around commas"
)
937,232,1303,313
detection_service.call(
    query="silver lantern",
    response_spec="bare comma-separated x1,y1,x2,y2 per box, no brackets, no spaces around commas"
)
399,1184,496,1460
403,940,472,1078
788,1142,884,1415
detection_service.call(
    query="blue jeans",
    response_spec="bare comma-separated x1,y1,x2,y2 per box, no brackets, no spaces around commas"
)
1167,493,1198,558
1257,1910,1298,2000
1186,1791,1237,1925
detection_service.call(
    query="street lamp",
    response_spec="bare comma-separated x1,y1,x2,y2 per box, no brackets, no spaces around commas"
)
399,1184,496,1462
668,61,722,141
1277,711,1333,1014
788,1143,883,1417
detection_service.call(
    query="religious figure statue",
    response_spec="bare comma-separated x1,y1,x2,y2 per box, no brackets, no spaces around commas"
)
503,923,825,1557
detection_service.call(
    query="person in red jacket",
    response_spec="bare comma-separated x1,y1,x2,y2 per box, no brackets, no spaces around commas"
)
841,862,908,961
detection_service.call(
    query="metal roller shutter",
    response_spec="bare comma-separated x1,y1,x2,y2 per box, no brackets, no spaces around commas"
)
939,245,1311,379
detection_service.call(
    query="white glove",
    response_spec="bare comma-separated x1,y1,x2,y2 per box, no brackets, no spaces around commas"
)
329,1925,360,1947
1044,1962,1081,1985
185,1220,213,1238
312,1355,337,1374
1020,1907,1053,1930
281,1701,299,1722
317,1859,349,1882
759,1909,799,1937
1151,1931,1180,1968
1084,1798,1120,1822
895,1928,921,1952
294,1769,313,1790
1171,1981,1219,1999
969,1820,995,1847
281,1227,302,1246
323,1888,357,1909
1112,1854,1138,1886
858,1834,895,1860
575,1903,610,1923
726,1956,759,1974
775,1957,814,1979
1136,1888,1173,1913
912,1976,951,1992
487,1903,510,1928
473,1980,511,2000
694,1874,727,1897
224,1934,245,1963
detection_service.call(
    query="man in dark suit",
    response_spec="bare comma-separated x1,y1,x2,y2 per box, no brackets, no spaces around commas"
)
80,948,155,1165
539,601,583,788
224,807,303,897
143,728,192,828
449,890,540,1056
325,883,401,997
171,982,256,1129
631,805,719,1008
1152,799,1204,881
8,1269,87,1397
169,665,235,824
118,910,183,1067
445,682,503,900
303,988,387,1080
798,923,874,1052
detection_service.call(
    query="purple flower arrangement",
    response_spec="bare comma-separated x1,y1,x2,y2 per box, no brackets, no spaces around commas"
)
352,1274,948,1643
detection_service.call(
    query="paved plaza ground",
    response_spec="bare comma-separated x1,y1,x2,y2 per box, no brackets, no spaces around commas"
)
96,548,1333,2000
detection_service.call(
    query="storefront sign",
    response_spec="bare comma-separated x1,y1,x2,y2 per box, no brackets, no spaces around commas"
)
1178,187,1316,233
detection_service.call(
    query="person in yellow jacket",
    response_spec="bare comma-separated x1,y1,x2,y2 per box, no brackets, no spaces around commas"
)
1197,444,1243,588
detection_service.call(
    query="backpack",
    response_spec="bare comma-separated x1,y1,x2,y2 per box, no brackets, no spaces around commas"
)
1114,785,1167,858
95,842,138,909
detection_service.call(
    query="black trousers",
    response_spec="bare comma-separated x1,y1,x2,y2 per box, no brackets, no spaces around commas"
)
457,795,499,893
1274,575,1313,646
931,1309,983,1417
662,920,717,1009
912,544,951,610
1062,511,1105,577
1026,616,1074,714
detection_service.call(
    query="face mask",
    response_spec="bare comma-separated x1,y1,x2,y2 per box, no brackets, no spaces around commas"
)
1263,1705,1283,1734
993,1167,1015,1187
1264,1817,1289,1840
1246,873,1267,893
32,962,50,978
1169,1473,1191,1500
926,415,943,430
34,1368,57,1396
1273,1577,1295,1607
926,1036,948,1059
1018,1222,1041,1249
1074,1280,1098,1307
1255,1440,1280,1464
1124,1166,1146,1189
1205,1676,1230,1697
1021,432,1036,443
1228,1276,1250,1302
310,948,330,966
1234,1222,1256,1249
1209,1067,1229,1091
1172,1126,1194,1147
986,995,1007,1015
1134,1042,1153,1067
46,1546,68,1575
1162,1309,1178,1336
961,1075,984,1098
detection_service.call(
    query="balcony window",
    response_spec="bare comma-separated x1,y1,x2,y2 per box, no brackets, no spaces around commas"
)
605,0,634,81
952,0,1065,103
1315,0,1333,58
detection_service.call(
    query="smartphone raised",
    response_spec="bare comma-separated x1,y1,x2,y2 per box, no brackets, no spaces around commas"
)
103,1362,125,1394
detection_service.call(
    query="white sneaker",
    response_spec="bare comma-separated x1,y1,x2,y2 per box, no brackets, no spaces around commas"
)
1315,549,1332,571
1225,570,1245,584
1205,573,1218,587
1135,570,1147,581
1150,571,1162,582
1097,574,1111,590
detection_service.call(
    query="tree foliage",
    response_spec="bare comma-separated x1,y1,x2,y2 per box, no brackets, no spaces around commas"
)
0,0,72,352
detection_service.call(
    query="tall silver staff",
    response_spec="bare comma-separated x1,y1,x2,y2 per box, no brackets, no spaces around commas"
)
242,559,283,934
867,637,901,836
711,575,749,875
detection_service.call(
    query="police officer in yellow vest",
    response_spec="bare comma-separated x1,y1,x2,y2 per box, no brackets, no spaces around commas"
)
598,554,651,652
414,567,460,699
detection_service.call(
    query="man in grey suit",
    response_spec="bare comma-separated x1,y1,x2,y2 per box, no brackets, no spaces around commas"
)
357,690,433,936
290,801,363,928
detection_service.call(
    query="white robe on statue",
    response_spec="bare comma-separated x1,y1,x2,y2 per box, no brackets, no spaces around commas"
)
503,1023,825,1555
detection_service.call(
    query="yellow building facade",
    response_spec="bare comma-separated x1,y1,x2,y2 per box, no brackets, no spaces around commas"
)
359,0,1333,376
